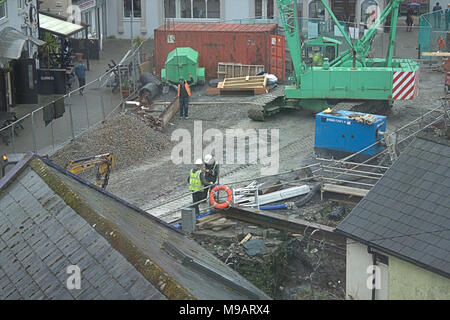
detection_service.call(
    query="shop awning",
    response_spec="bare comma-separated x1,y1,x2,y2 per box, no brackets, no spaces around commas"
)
0,27,45,61
39,12,86,37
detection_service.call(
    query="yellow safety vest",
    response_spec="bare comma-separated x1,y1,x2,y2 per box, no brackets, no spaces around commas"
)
178,81,191,97
189,169,203,191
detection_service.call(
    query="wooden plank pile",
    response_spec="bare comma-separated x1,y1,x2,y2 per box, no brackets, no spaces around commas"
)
196,213,237,231
217,62,264,79
206,75,268,96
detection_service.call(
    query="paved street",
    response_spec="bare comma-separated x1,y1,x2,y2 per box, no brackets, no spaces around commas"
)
0,39,154,156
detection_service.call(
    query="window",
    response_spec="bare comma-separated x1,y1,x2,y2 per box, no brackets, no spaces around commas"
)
17,0,25,9
255,0,274,19
164,0,221,19
180,0,191,18
124,0,142,18
309,0,325,19
0,0,7,20
165,0,176,18
207,0,219,18
193,0,206,18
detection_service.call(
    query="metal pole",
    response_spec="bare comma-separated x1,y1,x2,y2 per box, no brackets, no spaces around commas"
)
85,95,90,129
31,112,37,153
100,92,106,121
11,123,16,154
130,0,136,92
68,95,75,139
119,65,125,111
51,120,55,152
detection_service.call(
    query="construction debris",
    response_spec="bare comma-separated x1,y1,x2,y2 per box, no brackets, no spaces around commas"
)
346,113,377,125
242,238,267,256
235,185,311,207
197,217,237,231
258,179,282,195
239,233,253,245
132,96,179,129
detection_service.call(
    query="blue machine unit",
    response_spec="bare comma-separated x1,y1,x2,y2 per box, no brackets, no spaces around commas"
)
314,110,387,161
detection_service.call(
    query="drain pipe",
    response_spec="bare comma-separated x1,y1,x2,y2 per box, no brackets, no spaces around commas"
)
367,246,377,300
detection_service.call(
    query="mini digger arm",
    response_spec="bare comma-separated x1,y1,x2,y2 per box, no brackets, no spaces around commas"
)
66,153,115,189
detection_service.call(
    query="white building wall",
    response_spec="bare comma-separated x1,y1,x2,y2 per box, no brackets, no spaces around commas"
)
224,0,252,22
345,240,389,300
0,0,31,31
106,0,260,39
106,0,161,39
0,0,39,50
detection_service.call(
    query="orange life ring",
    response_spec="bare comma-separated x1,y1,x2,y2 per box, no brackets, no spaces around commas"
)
209,185,233,210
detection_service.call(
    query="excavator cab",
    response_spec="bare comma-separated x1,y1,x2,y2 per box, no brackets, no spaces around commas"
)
302,36,340,66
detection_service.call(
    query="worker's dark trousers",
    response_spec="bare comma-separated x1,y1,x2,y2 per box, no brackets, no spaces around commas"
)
78,77,86,94
180,96,189,117
191,191,204,215
435,15,441,28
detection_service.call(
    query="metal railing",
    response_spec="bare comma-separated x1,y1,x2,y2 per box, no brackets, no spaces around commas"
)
146,101,449,222
0,40,148,156
418,10,449,59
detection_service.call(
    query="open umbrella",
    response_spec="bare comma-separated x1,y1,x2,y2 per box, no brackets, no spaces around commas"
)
408,2,421,6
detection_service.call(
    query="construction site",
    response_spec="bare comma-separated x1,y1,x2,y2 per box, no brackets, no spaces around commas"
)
0,0,449,302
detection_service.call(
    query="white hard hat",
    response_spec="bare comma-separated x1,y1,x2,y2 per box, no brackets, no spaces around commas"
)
204,154,213,164
195,159,203,165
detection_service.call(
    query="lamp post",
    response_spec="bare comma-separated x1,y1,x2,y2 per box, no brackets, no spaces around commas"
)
130,0,136,92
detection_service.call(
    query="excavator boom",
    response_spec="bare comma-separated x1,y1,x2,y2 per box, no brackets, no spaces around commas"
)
66,153,115,189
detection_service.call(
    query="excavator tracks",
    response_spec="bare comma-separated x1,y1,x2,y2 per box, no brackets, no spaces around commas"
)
248,86,286,121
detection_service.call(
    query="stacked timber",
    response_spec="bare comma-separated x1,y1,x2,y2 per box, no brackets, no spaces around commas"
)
217,62,264,79
206,75,268,96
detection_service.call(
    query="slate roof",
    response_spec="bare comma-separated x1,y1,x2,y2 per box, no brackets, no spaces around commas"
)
0,154,270,300
336,135,450,279
0,166,164,300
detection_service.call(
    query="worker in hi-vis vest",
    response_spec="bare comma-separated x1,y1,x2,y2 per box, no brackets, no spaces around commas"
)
204,154,219,185
188,159,209,215
167,73,194,119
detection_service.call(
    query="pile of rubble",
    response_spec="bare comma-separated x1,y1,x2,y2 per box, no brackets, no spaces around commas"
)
192,217,346,300
51,113,172,171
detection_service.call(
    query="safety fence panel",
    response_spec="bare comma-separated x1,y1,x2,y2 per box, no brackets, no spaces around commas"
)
0,40,146,157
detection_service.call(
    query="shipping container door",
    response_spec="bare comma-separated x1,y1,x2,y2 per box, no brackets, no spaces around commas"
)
270,35,285,82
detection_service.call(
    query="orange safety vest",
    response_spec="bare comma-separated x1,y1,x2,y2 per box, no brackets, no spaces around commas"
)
177,81,191,97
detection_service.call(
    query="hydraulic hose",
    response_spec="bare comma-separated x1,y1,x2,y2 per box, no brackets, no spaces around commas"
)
259,204,288,210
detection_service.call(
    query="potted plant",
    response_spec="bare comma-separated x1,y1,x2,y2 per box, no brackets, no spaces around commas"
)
121,76,132,98
39,32,60,68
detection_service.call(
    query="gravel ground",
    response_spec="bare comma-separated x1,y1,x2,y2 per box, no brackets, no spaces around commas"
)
48,63,444,300
51,113,172,172
103,66,446,210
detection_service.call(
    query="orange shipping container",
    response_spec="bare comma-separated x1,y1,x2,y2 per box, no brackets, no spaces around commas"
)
154,23,285,82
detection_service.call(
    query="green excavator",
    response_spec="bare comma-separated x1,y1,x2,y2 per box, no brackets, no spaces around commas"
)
248,0,420,121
